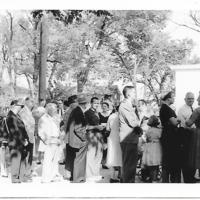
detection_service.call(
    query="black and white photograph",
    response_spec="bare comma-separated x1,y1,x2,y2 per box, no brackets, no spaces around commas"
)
1,0,200,199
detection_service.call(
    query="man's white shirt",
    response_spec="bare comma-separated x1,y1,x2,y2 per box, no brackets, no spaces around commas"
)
177,104,194,128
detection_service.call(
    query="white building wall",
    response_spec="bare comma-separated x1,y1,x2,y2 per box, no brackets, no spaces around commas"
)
171,64,200,111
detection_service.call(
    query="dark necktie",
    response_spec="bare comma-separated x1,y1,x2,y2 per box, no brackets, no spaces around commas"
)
134,107,140,120
190,106,194,113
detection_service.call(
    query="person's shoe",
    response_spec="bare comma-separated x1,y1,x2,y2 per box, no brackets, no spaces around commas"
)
36,161,41,165
52,174,63,182
32,171,38,177
1,174,8,178
110,178,120,183
102,165,109,169
63,175,70,180
22,179,32,183
12,179,21,183
152,181,157,183
58,160,65,165
194,177,200,182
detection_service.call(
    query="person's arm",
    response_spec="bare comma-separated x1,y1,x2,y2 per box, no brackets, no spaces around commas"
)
186,109,199,127
85,111,104,131
177,108,186,127
106,117,111,132
169,117,181,126
38,117,47,144
119,107,139,128
74,123,87,141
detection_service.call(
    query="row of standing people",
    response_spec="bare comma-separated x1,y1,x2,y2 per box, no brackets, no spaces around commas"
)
0,98,66,183
3,88,200,184
159,91,200,183
63,95,122,183
109,87,200,183
139,91,200,183
0,94,120,183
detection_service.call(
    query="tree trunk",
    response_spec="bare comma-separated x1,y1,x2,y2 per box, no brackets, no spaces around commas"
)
13,70,17,95
38,16,48,102
0,64,5,86
76,66,91,94
25,74,34,97
33,17,40,100
7,12,15,96
132,58,141,105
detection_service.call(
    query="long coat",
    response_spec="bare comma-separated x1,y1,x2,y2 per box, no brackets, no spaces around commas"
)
6,110,29,158
67,106,87,149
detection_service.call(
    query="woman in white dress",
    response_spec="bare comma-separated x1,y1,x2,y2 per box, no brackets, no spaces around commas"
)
106,106,122,182
37,103,62,183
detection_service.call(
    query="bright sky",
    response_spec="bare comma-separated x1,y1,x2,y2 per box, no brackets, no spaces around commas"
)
164,10,200,56
0,6,200,87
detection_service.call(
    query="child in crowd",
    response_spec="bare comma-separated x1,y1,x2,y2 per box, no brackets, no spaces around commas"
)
142,115,162,183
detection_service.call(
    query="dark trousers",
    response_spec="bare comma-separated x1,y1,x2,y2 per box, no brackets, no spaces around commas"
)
25,143,34,178
161,146,181,183
162,166,181,183
179,127,196,183
65,144,73,172
120,142,138,183
149,166,159,182
102,149,107,166
68,145,88,182
182,168,196,183
161,149,195,183
10,149,26,182
161,134,182,183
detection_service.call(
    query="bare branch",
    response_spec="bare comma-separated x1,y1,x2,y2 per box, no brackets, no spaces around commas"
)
19,24,33,40
190,11,200,27
47,59,62,64
170,19,200,33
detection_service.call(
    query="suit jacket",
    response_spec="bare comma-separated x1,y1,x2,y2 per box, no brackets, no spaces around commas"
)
119,99,140,143
6,110,29,152
68,106,87,149
19,106,35,144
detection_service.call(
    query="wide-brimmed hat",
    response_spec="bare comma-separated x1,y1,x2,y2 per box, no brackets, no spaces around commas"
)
147,115,160,127
77,94,88,104
32,106,46,119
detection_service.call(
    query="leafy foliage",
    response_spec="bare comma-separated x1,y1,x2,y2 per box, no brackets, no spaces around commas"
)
0,10,195,105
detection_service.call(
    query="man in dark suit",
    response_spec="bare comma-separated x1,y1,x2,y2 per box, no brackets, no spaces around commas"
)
6,99,29,183
67,94,88,183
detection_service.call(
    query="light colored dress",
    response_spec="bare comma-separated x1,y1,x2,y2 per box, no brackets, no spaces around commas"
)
86,142,103,181
106,112,122,167
142,127,162,166
38,113,61,183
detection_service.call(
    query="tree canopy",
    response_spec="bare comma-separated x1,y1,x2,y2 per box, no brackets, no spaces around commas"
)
0,10,195,105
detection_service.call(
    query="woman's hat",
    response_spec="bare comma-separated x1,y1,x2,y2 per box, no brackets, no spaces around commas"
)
77,94,88,104
32,106,46,119
147,115,160,127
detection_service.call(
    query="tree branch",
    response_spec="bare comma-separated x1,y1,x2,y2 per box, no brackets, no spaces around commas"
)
170,19,200,33
19,24,33,39
47,59,62,64
190,11,200,28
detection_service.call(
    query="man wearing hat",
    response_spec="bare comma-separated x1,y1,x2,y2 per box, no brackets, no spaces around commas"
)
66,94,88,182
63,95,78,180
18,97,35,181
6,99,29,183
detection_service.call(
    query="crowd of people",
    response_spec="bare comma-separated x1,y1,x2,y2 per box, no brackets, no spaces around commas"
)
0,86,200,184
